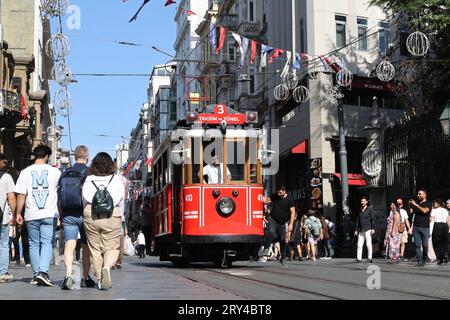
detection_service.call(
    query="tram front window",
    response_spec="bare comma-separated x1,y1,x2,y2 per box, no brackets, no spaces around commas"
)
227,140,245,182
202,155,231,184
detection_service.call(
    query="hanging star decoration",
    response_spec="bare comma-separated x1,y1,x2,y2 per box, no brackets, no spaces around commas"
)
324,85,344,106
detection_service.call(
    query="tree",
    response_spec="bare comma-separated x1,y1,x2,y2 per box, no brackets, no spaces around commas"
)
371,0,450,110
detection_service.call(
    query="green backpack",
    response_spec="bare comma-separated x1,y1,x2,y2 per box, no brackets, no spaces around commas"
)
91,176,115,219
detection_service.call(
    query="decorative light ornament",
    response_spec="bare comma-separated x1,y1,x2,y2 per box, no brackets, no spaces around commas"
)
376,60,395,82
274,84,289,101
324,85,344,106
53,87,72,117
406,31,429,57
52,61,72,86
45,33,71,61
336,68,353,87
40,0,69,19
293,86,310,103
282,71,298,90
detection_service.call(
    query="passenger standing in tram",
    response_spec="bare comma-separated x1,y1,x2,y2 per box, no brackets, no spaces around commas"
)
82,153,125,290
261,185,296,267
201,156,231,184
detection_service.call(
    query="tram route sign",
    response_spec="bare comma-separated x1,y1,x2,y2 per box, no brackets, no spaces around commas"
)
197,104,246,125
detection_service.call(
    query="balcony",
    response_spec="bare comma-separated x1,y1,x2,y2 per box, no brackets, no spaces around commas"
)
220,14,239,31
237,21,265,38
0,90,21,113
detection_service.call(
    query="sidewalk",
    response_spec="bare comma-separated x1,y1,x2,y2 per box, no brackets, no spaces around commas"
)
0,256,241,300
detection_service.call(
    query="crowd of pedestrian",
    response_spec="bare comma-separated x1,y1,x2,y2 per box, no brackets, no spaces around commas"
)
0,144,130,290
257,185,337,267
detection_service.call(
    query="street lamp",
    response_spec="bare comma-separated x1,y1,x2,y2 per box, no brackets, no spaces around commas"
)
439,102,450,142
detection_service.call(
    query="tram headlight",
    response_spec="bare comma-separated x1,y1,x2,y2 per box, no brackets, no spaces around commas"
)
216,197,236,217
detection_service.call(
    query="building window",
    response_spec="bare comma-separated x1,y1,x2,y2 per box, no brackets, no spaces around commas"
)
357,18,368,51
227,37,236,62
379,21,390,55
300,18,305,53
249,67,256,95
228,88,236,102
170,102,177,121
335,15,347,47
247,0,255,22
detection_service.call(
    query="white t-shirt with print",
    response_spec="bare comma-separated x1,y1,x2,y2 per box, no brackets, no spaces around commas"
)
15,164,61,221
82,175,125,214
0,173,15,225
203,164,231,184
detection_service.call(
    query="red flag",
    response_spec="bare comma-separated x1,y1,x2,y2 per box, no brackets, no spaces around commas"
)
250,40,257,64
216,27,227,54
20,95,27,119
185,9,197,16
269,48,284,64
165,0,176,6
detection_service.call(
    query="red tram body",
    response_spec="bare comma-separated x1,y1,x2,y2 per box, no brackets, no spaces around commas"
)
148,105,265,267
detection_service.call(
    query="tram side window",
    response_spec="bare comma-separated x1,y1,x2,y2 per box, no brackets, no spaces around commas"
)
227,139,245,182
192,138,201,184
249,138,259,184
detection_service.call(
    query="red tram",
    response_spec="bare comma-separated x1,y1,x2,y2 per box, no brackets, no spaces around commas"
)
148,104,265,267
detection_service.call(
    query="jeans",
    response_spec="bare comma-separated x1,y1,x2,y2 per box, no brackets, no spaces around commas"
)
27,218,56,276
61,215,87,244
413,226,430,263
264,217,288,261
323,239,332,257
0,224,10,275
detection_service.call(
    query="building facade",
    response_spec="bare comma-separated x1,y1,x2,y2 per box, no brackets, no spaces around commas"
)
0,0,54,170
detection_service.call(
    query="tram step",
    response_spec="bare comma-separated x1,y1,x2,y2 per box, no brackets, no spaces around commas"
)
169,254,183,258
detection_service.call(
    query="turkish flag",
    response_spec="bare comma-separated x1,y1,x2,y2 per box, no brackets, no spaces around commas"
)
20,95,27,119
269,48,284,64
185,9,197,16
165,0,176,6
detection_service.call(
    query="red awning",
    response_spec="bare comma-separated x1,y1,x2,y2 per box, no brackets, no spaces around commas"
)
333,173,367,186
292,140,308,154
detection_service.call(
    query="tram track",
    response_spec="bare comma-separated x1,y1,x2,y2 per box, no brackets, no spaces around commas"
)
235,265,448,300
176,267,343,300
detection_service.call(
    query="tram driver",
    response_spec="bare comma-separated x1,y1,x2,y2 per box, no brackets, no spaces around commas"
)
200,156,231,184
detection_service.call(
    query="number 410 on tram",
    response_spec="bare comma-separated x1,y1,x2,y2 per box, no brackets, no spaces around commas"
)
148,104,265,268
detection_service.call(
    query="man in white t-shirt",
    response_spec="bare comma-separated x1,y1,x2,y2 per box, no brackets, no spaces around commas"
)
201,156,231,184
15,145,61,286
0,154,16,283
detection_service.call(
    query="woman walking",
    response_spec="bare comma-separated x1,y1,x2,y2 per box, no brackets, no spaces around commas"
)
82,153,125,290
431,199,449,265
384,203,401,263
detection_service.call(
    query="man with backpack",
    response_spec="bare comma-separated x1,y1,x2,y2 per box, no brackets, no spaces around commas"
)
58,145,95,289
305,210,322,261
0,153,16,283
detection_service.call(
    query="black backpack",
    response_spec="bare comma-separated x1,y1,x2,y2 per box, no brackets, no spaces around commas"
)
91,176,115,219
58,167,87,215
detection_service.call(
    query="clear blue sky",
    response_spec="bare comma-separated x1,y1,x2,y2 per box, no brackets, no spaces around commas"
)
51,0,176,159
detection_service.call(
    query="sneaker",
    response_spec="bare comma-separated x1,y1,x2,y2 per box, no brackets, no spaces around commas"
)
36,272,53,287
324,257,332,260
25,264,31,267
4,273,14,281
437,259,444,265
100,267,111,290
0,275,8,283
416,261,425,267
80,276,96,288
280,259,287,267
367,259,373,263
29,277,38,285
356,259,363,263
257,257,267,263
444,257,448,264
61,275,74,290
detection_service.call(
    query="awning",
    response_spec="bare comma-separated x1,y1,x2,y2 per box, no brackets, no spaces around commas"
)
291,140,308,154
333,173,367,186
